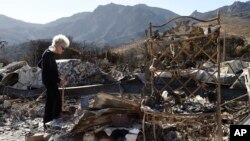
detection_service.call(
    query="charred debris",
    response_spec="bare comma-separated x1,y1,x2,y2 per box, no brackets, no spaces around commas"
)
1,13,250,141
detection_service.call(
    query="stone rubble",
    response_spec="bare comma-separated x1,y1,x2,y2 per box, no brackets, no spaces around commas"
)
0,60,130,90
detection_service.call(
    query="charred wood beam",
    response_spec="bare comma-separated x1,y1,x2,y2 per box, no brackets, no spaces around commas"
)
93,92,139,109
70,108,140,134
0,83,246,99
0,86,46,98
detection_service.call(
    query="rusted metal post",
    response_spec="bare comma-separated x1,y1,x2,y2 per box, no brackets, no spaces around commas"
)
244,68,250,112
148,22,156,97
216,10,223,141
153,115,157,141
217,10,221,25
223,31,226,62
142,112,146,141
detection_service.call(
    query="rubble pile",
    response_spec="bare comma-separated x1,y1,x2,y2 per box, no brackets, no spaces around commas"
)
153,59,250,89
0,61,28,87
0,96,45,141
43,93,142,141
57,59,118,86
142,115,216,141
12,65,43,90
0,94,81,141
143,93,216,114
0,90,249,141
0,59,249,141
141,99,249,141
0,60,131,90
140,93,216,140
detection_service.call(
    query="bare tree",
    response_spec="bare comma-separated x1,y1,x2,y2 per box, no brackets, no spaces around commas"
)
0,40,8,49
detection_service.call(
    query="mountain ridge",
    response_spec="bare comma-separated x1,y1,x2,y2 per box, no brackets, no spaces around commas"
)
0,3,179,45
1,1,250,45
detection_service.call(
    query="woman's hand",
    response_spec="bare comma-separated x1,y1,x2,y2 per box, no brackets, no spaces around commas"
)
60,79,67,87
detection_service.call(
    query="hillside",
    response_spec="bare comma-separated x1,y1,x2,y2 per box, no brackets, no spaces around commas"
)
1,1,250,46
191,1,250,42
0,3,178,46
221,13,250,42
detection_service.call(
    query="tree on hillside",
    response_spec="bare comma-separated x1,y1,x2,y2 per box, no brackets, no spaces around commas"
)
0,40,8,49
0,40,9,66
21,38,89,66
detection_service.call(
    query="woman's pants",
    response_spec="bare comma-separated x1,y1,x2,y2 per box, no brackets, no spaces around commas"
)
43,84,62,126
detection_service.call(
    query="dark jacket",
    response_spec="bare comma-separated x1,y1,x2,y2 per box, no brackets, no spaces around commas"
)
38,49,60,86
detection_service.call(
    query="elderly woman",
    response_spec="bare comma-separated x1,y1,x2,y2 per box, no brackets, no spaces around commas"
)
39,34,70,129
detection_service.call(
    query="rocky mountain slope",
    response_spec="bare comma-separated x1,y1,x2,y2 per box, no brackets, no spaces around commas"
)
0,3,178,45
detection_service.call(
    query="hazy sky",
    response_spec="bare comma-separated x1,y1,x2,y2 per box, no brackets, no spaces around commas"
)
0,0,249,24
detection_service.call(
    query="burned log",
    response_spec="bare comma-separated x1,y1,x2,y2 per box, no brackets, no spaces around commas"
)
70,108,138,134
0,72,18,86
46,93,140,135
92,92,139,109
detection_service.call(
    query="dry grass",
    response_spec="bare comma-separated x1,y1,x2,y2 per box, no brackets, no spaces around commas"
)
221,13,250,43
109,13,250,58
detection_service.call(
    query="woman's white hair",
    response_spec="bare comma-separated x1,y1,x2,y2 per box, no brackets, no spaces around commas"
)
52,34,70,48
